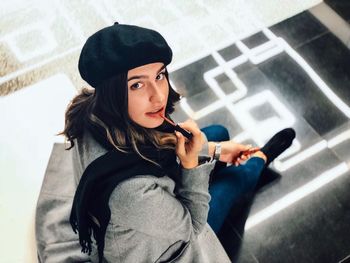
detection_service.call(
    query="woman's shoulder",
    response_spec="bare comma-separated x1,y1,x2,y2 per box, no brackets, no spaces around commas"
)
73,130,108,164
79,130,108,154
71,130,108,182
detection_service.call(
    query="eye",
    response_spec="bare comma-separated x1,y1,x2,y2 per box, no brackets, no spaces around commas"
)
130,82,143,90
156,71,166,80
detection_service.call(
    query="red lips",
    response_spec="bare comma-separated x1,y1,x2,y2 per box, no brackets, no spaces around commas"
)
146,106,164,114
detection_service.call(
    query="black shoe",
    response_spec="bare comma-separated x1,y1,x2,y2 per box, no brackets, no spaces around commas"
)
260,128,296,167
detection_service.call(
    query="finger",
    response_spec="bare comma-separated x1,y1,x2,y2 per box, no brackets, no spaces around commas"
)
176,131,185,145
175,131,185,156
241,144,252,151
177,120,201,136
241,147,259,156
249,147,260,153
238,145,252,156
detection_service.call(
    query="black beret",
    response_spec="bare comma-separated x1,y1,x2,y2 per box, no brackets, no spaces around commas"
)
78,22,173,88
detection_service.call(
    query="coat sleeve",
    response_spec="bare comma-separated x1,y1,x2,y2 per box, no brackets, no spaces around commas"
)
108,160,216,239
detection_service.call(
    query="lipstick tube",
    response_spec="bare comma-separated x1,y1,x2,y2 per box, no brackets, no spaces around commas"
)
174,124,193,140
159,113,193,140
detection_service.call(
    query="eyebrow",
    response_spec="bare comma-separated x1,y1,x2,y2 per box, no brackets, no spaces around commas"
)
127,65,166,82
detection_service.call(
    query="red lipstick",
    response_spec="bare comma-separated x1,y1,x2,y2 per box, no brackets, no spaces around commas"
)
159,113,193,140
146,107,165,118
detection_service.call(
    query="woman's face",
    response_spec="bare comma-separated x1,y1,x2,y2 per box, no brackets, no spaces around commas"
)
127,62,169,128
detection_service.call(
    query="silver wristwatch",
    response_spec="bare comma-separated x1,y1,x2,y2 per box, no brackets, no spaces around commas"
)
211,142,221,162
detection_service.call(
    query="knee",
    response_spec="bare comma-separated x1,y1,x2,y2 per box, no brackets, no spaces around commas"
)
211,125,230,141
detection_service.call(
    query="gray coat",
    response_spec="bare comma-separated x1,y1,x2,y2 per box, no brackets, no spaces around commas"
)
35,131,231,263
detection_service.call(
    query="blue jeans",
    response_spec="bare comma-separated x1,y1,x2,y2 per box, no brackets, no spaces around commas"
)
200,125,265,234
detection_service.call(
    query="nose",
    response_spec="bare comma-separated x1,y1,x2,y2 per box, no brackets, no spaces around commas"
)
149,83,165,104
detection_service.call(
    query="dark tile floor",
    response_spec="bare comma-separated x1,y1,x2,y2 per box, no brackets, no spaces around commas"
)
170,7,350,263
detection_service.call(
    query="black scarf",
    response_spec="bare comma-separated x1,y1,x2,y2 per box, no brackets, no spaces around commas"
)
70,120,179,262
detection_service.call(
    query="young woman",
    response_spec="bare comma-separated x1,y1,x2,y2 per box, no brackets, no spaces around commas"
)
60,22,295,262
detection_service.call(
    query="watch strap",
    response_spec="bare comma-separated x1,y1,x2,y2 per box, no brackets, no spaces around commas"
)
211,142,221,162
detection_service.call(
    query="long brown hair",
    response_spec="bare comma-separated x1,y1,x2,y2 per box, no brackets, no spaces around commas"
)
58,70,182,166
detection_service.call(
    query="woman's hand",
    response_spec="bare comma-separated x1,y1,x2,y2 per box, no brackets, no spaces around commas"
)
218,141,260,166
175,119,204,169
